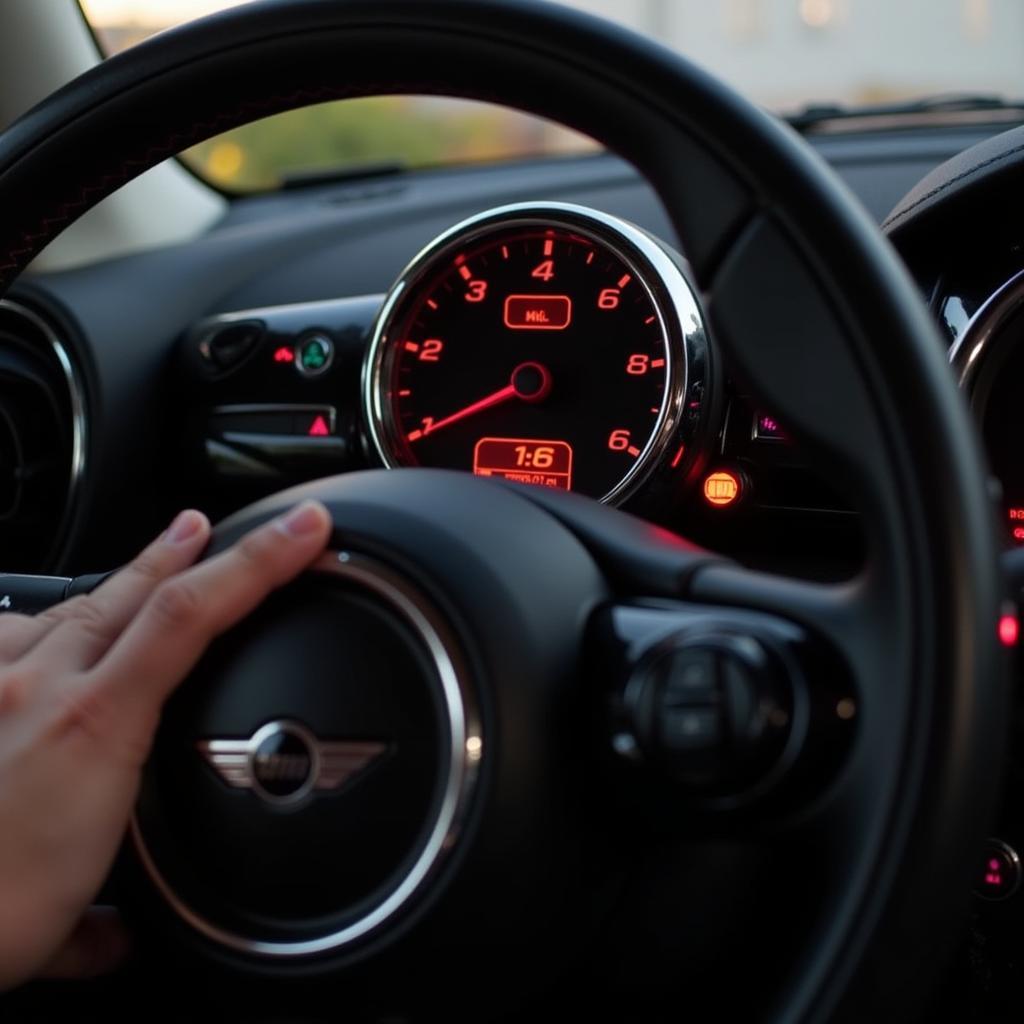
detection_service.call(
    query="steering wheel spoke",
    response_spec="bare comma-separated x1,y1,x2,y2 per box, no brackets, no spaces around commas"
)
591,577,860,822
687,559,886,708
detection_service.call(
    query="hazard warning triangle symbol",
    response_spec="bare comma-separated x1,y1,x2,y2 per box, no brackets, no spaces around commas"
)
307,415,330,437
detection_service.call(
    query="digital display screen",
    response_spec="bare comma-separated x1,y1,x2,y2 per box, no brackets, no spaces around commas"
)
503,294,573,330
473,437,573,490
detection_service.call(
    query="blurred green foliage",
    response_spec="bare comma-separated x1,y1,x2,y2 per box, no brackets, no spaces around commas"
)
183,96,594,192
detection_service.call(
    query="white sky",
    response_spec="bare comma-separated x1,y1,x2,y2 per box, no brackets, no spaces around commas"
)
80,0,250,26
79,0,1024,110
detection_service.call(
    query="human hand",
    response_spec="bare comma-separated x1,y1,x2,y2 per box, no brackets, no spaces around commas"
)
0,500,332,990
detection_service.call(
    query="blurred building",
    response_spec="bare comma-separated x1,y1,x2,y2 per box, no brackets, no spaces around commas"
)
86,0,1024,113
560,0,1024,111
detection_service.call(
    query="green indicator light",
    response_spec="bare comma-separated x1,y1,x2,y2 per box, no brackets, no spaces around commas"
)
302,341,326,368
296,335,333,376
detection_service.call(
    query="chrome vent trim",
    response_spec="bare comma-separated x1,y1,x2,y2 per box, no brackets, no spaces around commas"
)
0,298,87,570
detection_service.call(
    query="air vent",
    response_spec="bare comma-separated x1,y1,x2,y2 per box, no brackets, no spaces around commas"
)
0,300,85,572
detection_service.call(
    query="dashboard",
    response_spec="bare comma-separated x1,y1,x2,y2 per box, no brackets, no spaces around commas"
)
0,123,1016,584
168,192,866,587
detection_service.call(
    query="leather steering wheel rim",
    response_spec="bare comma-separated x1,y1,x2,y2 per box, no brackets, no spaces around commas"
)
0,2,1006,1020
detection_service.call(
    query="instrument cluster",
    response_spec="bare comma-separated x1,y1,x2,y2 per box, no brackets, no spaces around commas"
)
176,203,864,579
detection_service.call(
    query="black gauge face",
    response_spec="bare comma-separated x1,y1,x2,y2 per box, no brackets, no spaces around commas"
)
365,207,695,504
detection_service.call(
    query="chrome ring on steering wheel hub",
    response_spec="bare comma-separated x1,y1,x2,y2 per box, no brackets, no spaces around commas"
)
131,550,481,959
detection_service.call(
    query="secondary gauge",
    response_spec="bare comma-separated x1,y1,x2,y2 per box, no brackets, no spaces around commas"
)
362,202,709,505
949,267,1024,547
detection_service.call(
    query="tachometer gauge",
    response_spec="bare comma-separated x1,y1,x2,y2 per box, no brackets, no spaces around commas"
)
362,202,709,505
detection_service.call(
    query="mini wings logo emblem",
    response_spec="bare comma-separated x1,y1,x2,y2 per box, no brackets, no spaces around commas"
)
196,720,388,806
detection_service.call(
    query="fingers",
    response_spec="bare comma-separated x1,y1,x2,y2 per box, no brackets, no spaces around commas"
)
0,613,48,664
86,500,332,733
13,510,211,671
38,906,131,980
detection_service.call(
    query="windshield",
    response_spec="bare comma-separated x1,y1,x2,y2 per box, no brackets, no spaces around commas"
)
80,0,1024,192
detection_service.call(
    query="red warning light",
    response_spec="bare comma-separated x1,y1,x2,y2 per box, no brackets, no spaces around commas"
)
703,470,742,508
273,346,294,363
503,295,572,330
975,841,1021,900
1009,510,1024,544
307,415,330,437
985,858,1004,887
999,613,1019,647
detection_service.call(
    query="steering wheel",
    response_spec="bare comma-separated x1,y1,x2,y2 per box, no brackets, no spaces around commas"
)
0,1,1007,1020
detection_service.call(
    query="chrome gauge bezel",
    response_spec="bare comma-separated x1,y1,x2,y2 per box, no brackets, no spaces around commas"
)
949,266,1024,404
361,201,706,507
948,268,1024,550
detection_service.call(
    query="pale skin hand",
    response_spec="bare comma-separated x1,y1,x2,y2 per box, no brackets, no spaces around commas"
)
0,499,333,991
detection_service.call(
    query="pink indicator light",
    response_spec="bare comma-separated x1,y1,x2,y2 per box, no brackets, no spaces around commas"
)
990,859,1002,871
986,873,1003,885
307,415,330,437
755,413,787,441
999,614,1019,648
273,346,294,363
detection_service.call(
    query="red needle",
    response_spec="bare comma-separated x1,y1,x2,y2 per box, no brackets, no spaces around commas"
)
408,362,552,442
421,384,518,437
